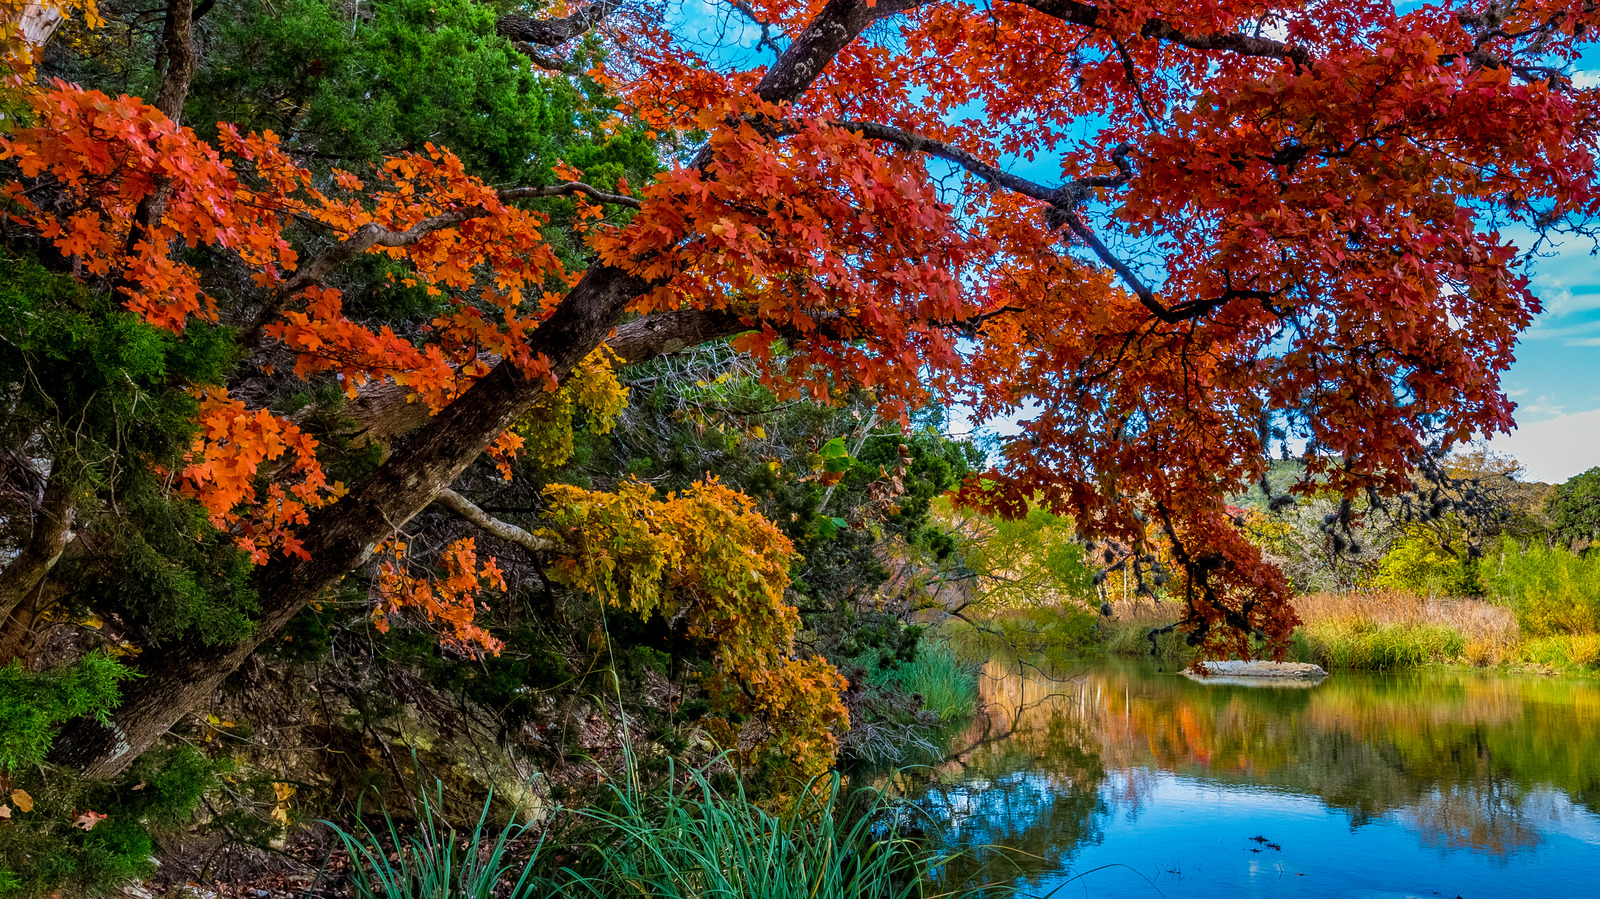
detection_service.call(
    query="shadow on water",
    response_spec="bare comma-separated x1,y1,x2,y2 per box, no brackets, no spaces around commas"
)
904,658,1600,898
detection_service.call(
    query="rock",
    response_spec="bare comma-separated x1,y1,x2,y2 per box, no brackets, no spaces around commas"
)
1181,660,1328,687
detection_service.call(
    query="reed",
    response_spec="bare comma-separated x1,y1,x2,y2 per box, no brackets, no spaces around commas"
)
323,764,977,899
870,642,979,723
1297,620,1466,670
570,768,937,899
1292,590,1519,665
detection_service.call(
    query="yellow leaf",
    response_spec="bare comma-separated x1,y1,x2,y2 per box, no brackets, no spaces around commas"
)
9,789,32,813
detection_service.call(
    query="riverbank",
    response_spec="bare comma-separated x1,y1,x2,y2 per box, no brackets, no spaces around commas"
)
1100,591,1600,674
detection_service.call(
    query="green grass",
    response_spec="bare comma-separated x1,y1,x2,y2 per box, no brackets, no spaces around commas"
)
1296,621,1466,670
323,765,983,899
869,642,978,723
1098,620,1194,665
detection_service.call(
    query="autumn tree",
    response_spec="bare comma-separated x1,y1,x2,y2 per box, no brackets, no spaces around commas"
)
2,0,1598,780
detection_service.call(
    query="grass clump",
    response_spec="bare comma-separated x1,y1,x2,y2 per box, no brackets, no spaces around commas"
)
325,764,976,899
1518,634,1600,671
869,642,978,723
1297,621,1466,670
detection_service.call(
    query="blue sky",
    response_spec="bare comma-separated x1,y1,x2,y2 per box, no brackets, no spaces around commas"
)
1484,234,1600,483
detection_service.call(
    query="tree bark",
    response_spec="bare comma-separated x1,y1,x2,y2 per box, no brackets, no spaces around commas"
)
50,0,906,778
0,474,74,632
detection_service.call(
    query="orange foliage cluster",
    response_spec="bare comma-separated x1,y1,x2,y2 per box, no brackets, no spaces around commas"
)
0,80,567,637
180,389,345,563
373,537,506,655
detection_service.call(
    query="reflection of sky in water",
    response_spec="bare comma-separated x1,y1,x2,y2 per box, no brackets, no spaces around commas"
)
918,663,1600,899
1054,771,1600,898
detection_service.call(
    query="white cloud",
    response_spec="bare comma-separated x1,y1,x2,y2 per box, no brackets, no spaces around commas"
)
1485,407,1600,483
1572,69,1600,89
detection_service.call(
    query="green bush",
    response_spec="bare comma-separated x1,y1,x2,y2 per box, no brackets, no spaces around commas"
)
1482,539,1600,636
0,746,220,898
1370,528,1478,596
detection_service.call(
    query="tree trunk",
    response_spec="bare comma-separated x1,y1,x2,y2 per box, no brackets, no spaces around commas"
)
0,474,75,629
50,0,904,778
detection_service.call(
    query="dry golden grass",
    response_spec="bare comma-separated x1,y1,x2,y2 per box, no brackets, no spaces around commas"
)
1106,598,1181,625
1292,590,1519,665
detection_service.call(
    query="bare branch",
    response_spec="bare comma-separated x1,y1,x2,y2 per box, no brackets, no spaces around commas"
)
1015,0,1313,70
501,181,641,208
724,0,785,55
434,488,558,554
496,0,625,47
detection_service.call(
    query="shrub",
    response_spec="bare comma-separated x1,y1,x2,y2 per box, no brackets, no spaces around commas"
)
1482,539,1600,636
1519,634,1600,671
1370,529,1478,596
0,746,219,898
0,654,131,771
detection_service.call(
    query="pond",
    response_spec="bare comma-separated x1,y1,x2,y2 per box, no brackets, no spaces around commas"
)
908,659,1600,898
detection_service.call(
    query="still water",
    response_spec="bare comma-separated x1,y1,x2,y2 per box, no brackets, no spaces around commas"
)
910,660,1600,898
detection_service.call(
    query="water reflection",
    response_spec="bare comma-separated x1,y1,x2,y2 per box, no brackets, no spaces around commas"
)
914,660,1600,896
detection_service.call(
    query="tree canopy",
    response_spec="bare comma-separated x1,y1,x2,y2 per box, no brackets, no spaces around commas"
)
2,0,1598,781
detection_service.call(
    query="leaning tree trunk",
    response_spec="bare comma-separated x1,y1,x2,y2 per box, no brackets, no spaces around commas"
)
50,263,650,776
49,0,904,778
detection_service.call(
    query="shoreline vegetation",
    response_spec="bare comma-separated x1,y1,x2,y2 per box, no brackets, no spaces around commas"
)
1098,588,1600,675
322,766,970,899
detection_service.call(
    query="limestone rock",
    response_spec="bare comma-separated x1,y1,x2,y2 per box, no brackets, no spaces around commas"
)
1181,660,1328,687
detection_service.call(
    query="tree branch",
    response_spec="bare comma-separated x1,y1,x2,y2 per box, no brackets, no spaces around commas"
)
496,0,625,47
1014,0,1313,70
434,488,557,554
840,120,1220,323
0,474,74,627
500,181,641,208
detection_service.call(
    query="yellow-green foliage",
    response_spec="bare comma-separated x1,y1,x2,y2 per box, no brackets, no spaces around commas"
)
541,478,848,779
1297,621,1466,670
1482,539,1600,636
1371,528,1476,596
512,346,629,469
951,504,1095,611
1519,634,1600,670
